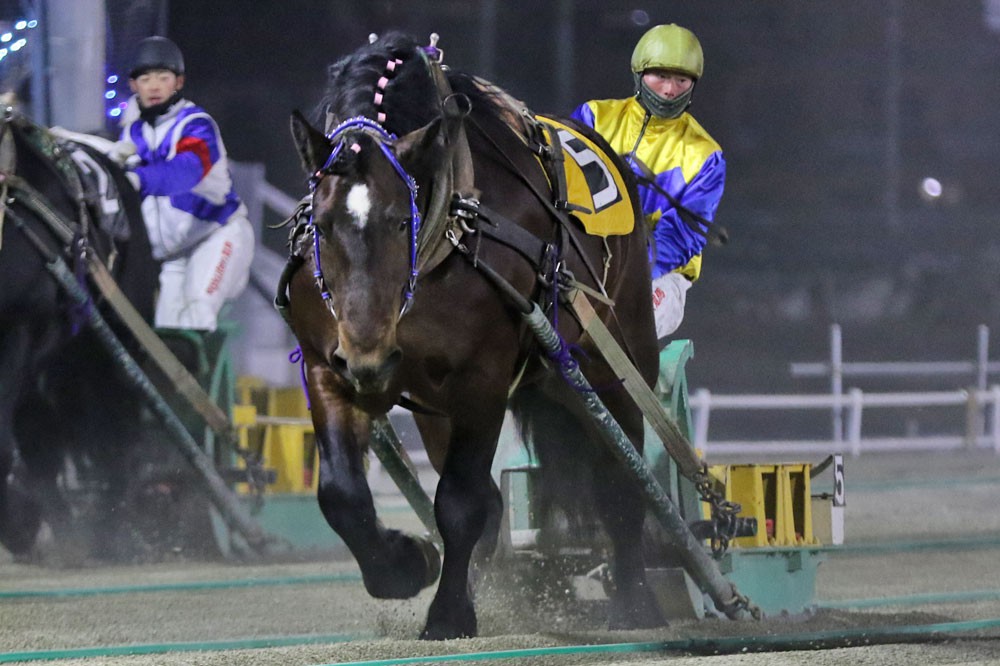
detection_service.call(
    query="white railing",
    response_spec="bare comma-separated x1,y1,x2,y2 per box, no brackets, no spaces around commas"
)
688,386,1000,458
790,323,995,441
689,324,1000,458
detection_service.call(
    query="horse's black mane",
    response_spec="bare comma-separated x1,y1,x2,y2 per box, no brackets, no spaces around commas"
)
319,31,507,139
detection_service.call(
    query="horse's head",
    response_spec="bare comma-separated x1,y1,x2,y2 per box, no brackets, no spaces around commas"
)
290,103,466,395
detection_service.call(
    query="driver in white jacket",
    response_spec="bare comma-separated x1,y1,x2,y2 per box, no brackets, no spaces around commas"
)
119,36,254,331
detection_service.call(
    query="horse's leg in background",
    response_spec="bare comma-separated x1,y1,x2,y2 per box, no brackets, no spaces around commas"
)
0,324,45,556
420,396,507,640
13,385,91,563
310,366,440,599
590,382,666,629
515,379,665,630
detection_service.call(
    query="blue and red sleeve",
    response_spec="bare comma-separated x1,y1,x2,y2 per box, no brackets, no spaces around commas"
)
134,118,220,197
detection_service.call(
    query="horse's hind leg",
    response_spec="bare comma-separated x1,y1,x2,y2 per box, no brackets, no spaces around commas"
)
518,382,665,630
595,386,667,629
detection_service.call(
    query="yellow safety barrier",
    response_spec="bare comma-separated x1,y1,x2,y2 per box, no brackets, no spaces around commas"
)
233,378,320,494
707,463,817,547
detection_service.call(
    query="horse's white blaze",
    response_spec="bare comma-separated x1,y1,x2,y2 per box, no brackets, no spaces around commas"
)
346,184,372,228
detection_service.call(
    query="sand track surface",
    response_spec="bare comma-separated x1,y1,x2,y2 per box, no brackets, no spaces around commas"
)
3,451,1000,665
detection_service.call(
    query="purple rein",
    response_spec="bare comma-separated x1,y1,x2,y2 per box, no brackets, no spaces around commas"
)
308,116,423,320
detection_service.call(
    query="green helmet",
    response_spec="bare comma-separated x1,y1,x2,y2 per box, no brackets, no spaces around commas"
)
630,24,703,80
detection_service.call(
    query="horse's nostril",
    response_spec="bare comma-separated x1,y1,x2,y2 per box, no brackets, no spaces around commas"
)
336,347,402,394
330,348,353,381
383,348,403,376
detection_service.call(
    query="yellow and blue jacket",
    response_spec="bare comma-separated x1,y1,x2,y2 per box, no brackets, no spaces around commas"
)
571,96,725,281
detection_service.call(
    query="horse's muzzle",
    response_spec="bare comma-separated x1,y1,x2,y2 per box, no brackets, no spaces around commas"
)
332,346,402,395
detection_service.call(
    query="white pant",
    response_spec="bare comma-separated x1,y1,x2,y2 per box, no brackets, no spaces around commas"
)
155,216,254,331
652,271,692,342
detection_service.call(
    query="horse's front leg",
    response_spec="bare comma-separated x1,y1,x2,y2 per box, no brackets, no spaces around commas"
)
310,365,439,599
420,398,506,640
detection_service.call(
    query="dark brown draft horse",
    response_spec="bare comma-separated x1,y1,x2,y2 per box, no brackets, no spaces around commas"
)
0,113,158,560
284,33,662,639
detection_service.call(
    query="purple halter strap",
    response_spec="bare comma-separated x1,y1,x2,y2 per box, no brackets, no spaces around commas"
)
309,116,422,320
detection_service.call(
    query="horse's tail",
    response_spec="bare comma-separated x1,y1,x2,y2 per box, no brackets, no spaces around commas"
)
507,384,604,545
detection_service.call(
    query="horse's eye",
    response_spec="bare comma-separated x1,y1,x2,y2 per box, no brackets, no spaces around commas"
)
398,217,409,230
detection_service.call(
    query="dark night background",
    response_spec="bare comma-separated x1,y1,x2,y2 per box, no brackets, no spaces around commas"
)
170,1,1000,439
12,1,1000,439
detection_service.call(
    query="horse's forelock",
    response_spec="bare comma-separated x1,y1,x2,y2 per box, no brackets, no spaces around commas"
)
325,130,373,177
320,32,439,137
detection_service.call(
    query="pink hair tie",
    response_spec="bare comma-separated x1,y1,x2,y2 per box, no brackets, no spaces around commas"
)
385,59,397,72
374,91,384,105
377,112,386,123
349,143,361,153
377,76,389,90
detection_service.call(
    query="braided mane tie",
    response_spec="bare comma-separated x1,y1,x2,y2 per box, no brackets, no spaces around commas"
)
374,58,403,124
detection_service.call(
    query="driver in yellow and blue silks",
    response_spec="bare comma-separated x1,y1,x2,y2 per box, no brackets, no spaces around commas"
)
571,23,725,345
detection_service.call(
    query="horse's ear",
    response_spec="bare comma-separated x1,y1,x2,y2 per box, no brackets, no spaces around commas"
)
290,110,331,174
396,94,470,178
394,117,444,178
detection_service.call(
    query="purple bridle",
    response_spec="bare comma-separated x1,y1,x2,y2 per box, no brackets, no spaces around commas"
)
308,116,422,320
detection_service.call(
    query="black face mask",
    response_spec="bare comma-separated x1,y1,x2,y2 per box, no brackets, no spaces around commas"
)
139,90,183,124
632,73,695,119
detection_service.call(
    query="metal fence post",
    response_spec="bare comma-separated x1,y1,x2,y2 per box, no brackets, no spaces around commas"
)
692,388,711,454
977,325,990,438
846,387,863,457
831,324,844,443
992,385,1000,455
964,389,979,450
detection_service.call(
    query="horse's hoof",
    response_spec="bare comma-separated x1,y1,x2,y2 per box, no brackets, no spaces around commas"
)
608,590,668,630
361,531,441,599
419,613,477,640
419,624,476,640
420,592,477,640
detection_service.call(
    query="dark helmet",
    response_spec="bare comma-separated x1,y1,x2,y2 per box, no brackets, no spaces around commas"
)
129,36,185,78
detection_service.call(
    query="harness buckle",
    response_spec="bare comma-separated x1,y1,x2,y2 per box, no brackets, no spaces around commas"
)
554,200,592,215
445,227,468,253
451,194,480,220
536,242,558,288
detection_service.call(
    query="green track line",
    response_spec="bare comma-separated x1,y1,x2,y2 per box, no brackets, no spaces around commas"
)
0,572,362,599
4,618,1000,664
6,531,1000,601
819,588,1000,610
848,475,1000,492
311,617,1000,665
823,534,1000,555
0,633,366,664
